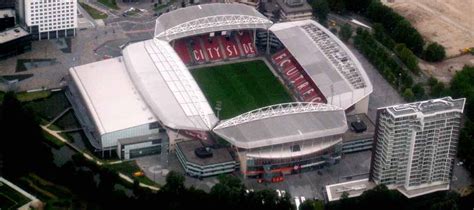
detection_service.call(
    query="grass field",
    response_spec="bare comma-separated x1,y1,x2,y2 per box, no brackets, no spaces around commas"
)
79,3,108,19
192,60,293,119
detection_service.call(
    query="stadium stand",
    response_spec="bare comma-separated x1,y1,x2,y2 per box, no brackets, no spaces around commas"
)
218,34,241,59
271,49,325,103
173,39,192,65
237,31,257,56
201,35,224,61
190,36,206,63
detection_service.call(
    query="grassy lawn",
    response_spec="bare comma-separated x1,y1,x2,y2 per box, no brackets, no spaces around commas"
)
98,0,119,10
79,3,108,19
25,92,70,121
0,91,4,103
153,0,176,12
17,91,51,102
53,111,80,130
106,161,160,187
0,181,32,210
191,60,293,119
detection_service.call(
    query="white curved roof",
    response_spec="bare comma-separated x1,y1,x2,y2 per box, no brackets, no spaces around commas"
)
154,3,273,42
122,39,218,131
270,20,373,110
213,102,348,149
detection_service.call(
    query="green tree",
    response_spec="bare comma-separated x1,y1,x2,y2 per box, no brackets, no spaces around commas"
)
327,0,345,14
312,0,330,26
394,43,420,74
162,171,185,193
424,42,446,62
300,199,324,210
339,23,353,42
402,88,415,102
411,83,425,100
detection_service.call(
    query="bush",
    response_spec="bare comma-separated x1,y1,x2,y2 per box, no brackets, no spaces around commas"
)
424,42,446,62
394,44,420,74
339,23,353,42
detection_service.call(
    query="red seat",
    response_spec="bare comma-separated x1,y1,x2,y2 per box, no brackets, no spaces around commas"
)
237,31,257,56
190,37,206,62
219,35,240,58
173,39,192,64
202,35,224,61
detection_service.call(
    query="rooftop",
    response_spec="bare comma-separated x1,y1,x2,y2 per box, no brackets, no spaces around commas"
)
325,178,376,202
276,0,312,13
0,26,29,44
69,57,157,135
343,114,375,142
177,140,235,166
213,102,348,149
0,8,14,18
384,97,466,117
396,183,450,198
270,20,372,110
122,39,218,131
154,3,272,41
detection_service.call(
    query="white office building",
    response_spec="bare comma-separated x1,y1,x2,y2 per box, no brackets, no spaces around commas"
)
370,97,465,198
16,0,77,40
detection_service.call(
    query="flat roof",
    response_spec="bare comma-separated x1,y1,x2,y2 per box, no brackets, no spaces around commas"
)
0,26,29,44
325,178,376,202
276,0,312,13
177,140,235,166
0,9,14,17
122,39,218,131
154,3,272,41
270,20,373,110
396,183,450,198
69,57,157,135
383,97,466,117
343,114,375,142
213,103,348,149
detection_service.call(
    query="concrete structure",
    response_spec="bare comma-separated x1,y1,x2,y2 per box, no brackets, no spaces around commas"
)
342,114,375,153
176,140,237,177
369,97,465,198
117,130,169,160
325,178,376,202
0,9,15,31
275,0,312,21
16,0,77,40
0,26,31,60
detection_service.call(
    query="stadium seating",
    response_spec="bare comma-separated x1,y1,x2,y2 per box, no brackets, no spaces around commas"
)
271,49,326,103
190,36,206,63
237,31,257,56
218,35,240,59
201,35,224,61
173,39,192,65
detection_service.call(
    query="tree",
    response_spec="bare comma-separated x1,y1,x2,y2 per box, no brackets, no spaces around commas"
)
162,171,185,193
394,43,420,74
312,0,330,26
339,23,352,42
424,42,446,62
402,88,415,102
300,199,324,210
411,83,425,100
327,0,345,14
0,92,53,178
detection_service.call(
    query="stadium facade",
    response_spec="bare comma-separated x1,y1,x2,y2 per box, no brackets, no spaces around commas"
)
68,3,373,179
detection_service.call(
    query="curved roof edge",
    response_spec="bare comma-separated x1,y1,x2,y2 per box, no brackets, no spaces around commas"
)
154,3,272,42
122,39,218,131
213,102,348,149
214,102,343,129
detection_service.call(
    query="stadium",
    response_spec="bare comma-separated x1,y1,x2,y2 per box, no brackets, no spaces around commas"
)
67,3,372,179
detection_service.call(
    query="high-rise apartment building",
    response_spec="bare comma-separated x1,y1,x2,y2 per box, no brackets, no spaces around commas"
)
16,0,77,40
369,97,465,198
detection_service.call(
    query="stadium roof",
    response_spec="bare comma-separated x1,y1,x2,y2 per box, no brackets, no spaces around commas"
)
154,3,273,42
270,20,373,110
213,102,348,149
123,39,219,131
69,57,157,135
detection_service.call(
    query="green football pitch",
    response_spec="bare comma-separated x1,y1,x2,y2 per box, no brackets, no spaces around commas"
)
191,60,294,119
0,182,31,210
